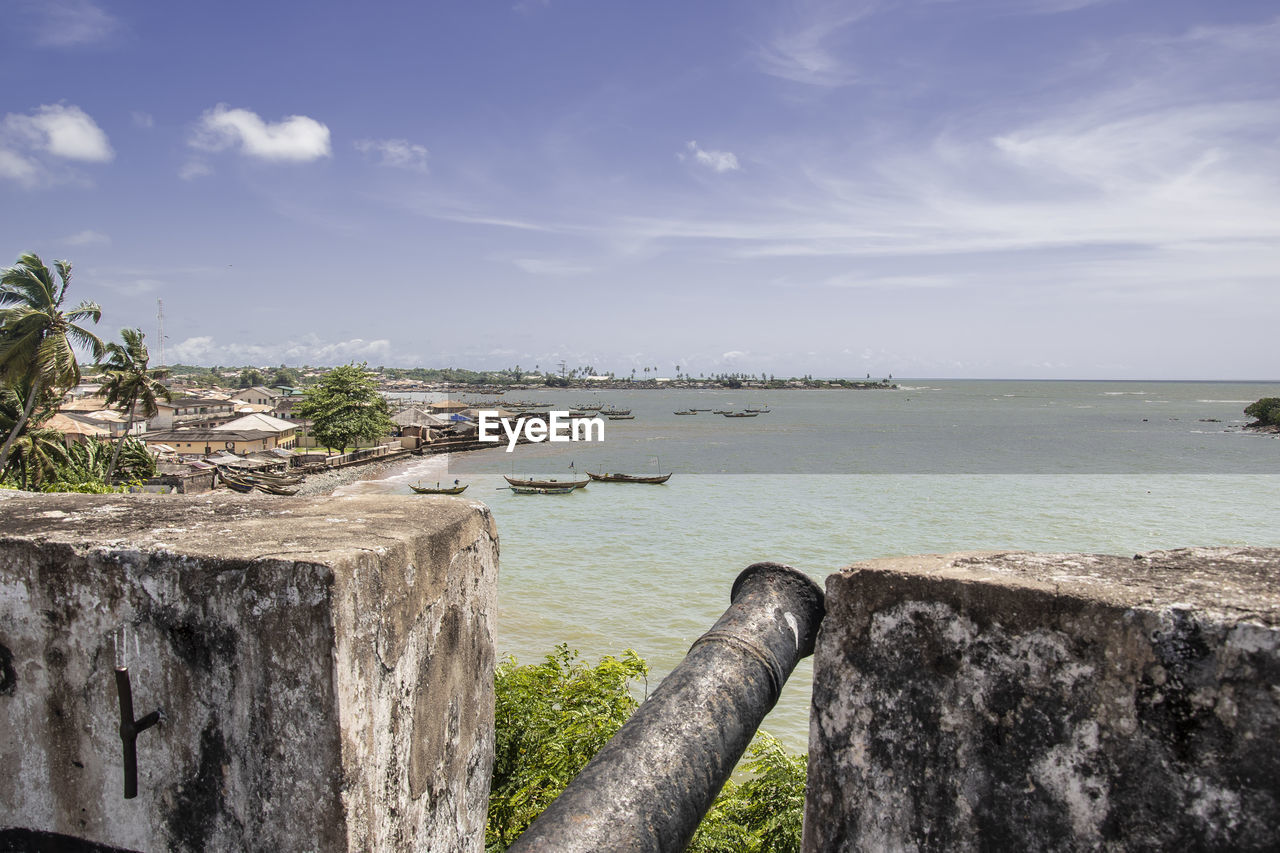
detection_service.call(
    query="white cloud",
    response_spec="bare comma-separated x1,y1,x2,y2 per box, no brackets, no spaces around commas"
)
103,278,162,296
0,149,39,187
167,335,393,366
3,104,114,162
681,140,740,173
178,159,213,181
191,104,331,162
27,0,120,46
355,138,429,172
61,229,110,246
755,2,872,87
512,258,592,275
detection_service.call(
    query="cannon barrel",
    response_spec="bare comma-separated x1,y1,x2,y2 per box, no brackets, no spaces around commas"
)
508,562,825,852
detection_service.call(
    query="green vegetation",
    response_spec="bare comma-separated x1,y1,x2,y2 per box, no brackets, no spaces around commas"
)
487,646,806,853
1245,397,1280,428
0,252,163,492
100,328,171,481
294,362,396,455
0,253,104,472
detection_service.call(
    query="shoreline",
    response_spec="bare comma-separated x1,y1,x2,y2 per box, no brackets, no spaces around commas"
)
293,458,406,496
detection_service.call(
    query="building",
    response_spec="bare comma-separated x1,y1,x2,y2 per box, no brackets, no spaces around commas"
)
141,429,280,456
230,386,283,407
150,396,239,430
215,412,299,449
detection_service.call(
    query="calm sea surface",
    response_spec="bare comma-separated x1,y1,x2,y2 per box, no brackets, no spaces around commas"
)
339,380,1280,752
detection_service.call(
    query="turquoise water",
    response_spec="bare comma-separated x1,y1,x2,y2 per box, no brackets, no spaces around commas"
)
346,381,1280,752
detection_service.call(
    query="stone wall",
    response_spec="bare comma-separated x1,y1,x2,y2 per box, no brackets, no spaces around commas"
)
0,492,498,853
804,548,1280,851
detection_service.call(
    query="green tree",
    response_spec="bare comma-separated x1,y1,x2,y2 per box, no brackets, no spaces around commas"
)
270,365,301,387
487,646,649,850
37,435,153,492
1245,397,1280,427
687,733,807,853
0,253,104,471
238,367,264,388
294,362,395,455
486,647,809,853
100,328,171,482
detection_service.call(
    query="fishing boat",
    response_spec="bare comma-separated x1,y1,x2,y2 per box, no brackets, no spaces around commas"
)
509,485,577,495
712,409,733,415
673,410,697,415
410,483,469,495
585,471,672,484
504,475,589,490
254,481,301,496
690,408,712,412
722,411,759,418
218,471,257,493
608,414,635,420
600,408,631,416
247,471,304,486
745,406,771,413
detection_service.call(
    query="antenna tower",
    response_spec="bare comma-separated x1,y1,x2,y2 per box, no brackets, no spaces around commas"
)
156,299,165,366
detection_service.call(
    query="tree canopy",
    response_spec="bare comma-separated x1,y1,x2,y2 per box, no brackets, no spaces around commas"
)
294,362,395,454
0,253,104,471
100,328,171,481
1245,397,1280,428
486,645,807,853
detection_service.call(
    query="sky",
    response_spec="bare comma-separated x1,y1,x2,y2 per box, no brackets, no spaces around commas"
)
1,0,1277,379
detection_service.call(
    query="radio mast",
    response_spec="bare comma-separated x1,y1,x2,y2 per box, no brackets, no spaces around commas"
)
156,299,165,366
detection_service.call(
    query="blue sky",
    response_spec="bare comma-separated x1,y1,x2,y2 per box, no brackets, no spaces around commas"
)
2,0,1277,379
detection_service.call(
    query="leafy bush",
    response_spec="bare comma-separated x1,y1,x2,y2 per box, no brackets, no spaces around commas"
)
488,645,648,850
688,733,807,853
487,646,808,853
1245,397,1280,427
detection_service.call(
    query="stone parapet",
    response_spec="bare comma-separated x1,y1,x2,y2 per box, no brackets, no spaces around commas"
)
0,492,498,853
805,548,1280,851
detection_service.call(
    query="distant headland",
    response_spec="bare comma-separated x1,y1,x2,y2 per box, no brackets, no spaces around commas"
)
148,363,898,393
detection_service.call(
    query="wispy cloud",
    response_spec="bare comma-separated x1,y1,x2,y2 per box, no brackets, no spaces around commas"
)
167,335,393,366
178,159,213,181
190,104,331,162
679,140,740,173
354,138,429,172
24,0,120,47
61,229,111,246
512,258,593,276
0,103,113,187
754,1,874,86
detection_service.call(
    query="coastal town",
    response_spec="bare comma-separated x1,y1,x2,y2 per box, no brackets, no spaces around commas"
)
34,361,901,496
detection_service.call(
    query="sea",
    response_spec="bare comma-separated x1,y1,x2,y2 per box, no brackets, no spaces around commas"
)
336,380,1280,753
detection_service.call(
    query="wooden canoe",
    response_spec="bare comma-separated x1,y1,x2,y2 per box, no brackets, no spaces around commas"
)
585,471,672,484
410,483,469,495
504,475,589,490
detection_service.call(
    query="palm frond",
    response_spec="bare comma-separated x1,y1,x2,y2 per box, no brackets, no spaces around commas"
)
65,320,105,360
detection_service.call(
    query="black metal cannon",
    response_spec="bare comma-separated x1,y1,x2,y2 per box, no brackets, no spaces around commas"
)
509,561,825,853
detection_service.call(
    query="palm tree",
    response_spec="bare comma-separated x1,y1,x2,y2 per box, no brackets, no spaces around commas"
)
0,253,104,471
100,328,171,481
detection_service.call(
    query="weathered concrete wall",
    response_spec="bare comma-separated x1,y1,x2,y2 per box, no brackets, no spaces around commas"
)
0,492,498,853
805,548,1280,852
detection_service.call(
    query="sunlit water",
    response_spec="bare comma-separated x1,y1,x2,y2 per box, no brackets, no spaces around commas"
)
338,381,1280,752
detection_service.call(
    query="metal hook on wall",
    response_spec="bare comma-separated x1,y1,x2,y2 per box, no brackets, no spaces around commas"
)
112,626,162,799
